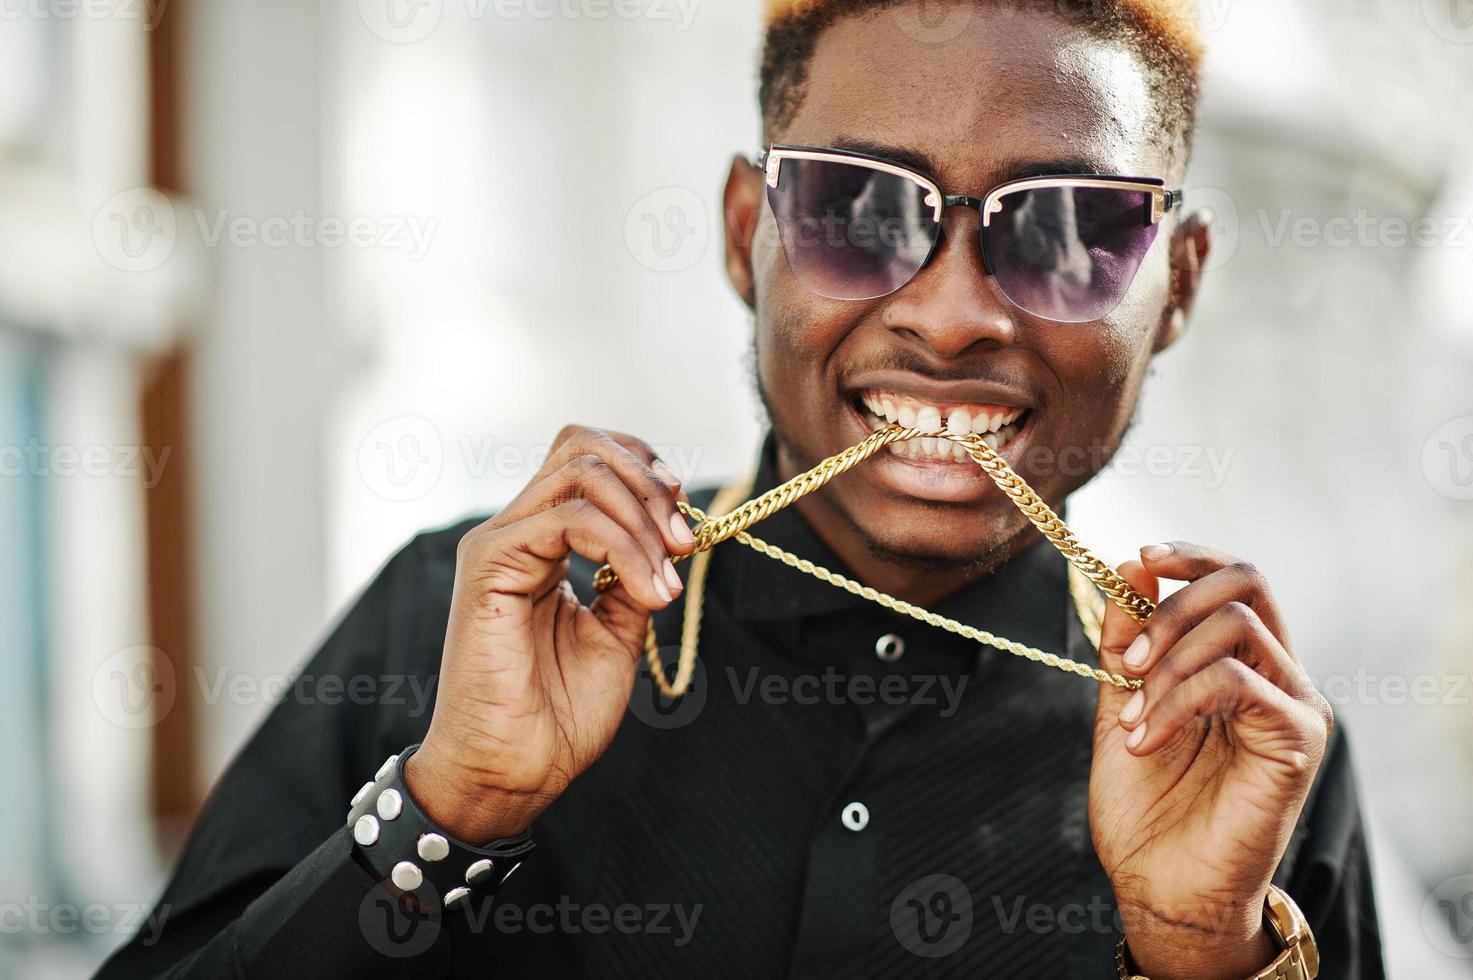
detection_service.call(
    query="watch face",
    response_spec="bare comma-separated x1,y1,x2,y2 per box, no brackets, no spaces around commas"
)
1264,886,1319,979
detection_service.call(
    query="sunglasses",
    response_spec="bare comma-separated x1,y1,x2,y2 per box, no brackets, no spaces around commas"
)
758,144,1183,323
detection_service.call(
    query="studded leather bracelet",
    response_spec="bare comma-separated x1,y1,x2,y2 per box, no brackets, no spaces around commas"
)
347,743,535,912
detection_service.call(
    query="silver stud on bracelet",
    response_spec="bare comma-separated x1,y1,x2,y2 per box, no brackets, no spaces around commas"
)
465,859,493,884
390,860,423,891
443,886,471,909
350,781,374,807
376,788,403,821
352,813,380,842
353,815,381,846
375,755,399,781
417,833,449,862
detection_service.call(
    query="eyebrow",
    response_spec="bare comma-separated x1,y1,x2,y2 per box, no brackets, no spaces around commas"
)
826,136,1111,185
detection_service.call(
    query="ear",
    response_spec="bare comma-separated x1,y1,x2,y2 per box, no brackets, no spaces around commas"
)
723,155,764,309
1154,208,1213,353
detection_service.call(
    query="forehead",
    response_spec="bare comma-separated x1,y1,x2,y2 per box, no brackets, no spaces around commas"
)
782,6,1164,184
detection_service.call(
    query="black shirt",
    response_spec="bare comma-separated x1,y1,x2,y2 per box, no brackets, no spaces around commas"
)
100,436,1384,978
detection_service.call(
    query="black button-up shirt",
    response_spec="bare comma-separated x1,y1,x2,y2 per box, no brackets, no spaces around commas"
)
101,436,1384,978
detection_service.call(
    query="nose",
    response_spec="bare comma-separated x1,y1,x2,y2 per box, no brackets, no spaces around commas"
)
880,207,1017,358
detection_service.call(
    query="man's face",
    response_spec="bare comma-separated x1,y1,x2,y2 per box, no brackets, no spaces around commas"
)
734,5,1195,571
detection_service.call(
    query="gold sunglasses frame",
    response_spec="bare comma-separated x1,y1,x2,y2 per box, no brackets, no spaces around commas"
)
759,143,1182,229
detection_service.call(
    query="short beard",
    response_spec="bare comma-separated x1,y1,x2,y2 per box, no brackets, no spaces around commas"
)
857,515,1024,575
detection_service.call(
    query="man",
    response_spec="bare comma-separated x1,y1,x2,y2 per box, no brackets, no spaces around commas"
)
102,0,1382,976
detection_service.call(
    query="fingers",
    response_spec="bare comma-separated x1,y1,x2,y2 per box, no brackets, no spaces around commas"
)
1095,560,1160,711
545,424,691,507
558,427,693,546
605,433,692,506
1116,601,1305,736
1121,547,1289,675
1113,587,1333,761
460,499,676,612
1099,561,1161,657
1120,657,1329,772
551,454,688,596
499,426,696,567
1136,540,1246,582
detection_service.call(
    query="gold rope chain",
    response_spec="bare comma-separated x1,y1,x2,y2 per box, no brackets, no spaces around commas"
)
592,424,1153,693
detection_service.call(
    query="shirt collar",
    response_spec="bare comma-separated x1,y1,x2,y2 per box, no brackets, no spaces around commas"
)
715,432,1070,657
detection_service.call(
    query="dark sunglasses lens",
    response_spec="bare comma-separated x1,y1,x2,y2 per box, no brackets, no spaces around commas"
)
986,186,1160,322
767,158,938,300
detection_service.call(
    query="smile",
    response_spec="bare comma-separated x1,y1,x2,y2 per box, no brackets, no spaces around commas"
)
851,389,1028,463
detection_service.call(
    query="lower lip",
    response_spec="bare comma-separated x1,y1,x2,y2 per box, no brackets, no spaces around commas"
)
844,403,1034,504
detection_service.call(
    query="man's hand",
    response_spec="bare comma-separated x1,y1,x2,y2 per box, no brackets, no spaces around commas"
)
404,425,696,843
1090,543,1333,980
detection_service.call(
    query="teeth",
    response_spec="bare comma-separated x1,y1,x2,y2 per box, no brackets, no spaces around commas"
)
855,389,1026,460
878,419,1022,462
915,406,942,434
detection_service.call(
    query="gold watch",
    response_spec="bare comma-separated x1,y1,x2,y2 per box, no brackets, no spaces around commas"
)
1115,885,1320,980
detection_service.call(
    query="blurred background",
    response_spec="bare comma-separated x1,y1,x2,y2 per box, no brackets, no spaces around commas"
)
2,0,1471,975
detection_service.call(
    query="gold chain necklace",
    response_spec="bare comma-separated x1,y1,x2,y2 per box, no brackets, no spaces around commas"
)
593,424,1152,693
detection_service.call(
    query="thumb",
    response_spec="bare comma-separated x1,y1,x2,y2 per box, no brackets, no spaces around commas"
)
1094,559,1160,714
591,583,655,658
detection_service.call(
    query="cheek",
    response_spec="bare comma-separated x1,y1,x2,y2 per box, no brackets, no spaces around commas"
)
1042,245,1169,428
1094,239,1174,381
752,209,859,392
750,208,783,305
1088,316,1147,387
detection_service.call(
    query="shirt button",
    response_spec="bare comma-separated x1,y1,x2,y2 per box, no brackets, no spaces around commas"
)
875,633,905,663
841,801,870,832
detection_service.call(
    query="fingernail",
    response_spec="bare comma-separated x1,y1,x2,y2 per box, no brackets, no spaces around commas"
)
669,511,695,546
1125,722,1146,750
1123,634,1150,669
662,559,682,593
652,459,681,488
1140,543,1172,561
1119,690,1144,725
651,572,673,604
